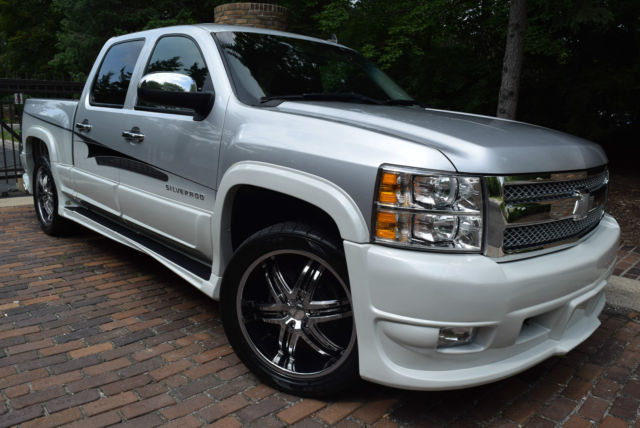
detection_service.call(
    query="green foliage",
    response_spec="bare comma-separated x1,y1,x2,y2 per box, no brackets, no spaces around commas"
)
308,0,638,149
272,0,326,37
315,0,350,35
312,0,510,113
48,0,228,80
518,0,639,146
0,0,637,150
0,0,62,77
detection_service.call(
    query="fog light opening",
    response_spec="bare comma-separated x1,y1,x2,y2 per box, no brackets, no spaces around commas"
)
438,327,476,348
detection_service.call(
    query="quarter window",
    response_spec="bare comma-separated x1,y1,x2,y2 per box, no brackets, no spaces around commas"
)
91,40,144,107
137,36,211,113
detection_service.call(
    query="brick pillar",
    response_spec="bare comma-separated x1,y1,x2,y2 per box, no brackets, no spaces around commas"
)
214,3,288,31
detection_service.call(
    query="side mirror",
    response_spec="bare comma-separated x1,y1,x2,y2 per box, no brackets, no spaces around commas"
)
137,72,214,121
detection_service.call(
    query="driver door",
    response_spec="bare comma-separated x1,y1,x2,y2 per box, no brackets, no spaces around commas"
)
116,34,222,261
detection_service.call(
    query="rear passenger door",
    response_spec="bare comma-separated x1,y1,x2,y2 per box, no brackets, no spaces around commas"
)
73,39,145,216
117,34,223,261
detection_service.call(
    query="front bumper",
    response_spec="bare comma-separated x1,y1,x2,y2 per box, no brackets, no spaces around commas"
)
344,214,620,390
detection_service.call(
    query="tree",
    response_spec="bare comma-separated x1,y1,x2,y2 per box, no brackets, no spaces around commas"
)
0,0,636,153
313,0,509,113
49,0,226,80
0,0,62,77
497,0,527,119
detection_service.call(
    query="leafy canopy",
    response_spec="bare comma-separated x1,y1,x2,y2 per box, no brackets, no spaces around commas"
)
0,0,637,148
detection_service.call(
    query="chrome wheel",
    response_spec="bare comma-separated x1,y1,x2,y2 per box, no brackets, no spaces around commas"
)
237,249,355,379
32,156,69,236
35,167,55,225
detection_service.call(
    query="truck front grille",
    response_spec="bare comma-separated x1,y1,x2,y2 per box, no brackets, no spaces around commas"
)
503,170,608,203
485,167,608,258
502,206,605,251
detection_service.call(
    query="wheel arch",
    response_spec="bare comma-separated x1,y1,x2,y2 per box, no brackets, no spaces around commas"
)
212,161,370,279
24,126,59,162
23,128,58,193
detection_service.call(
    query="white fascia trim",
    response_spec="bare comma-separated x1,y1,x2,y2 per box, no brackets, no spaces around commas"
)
211,161,370,277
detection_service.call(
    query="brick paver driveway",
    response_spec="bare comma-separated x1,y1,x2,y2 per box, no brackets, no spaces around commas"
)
1,205,640,427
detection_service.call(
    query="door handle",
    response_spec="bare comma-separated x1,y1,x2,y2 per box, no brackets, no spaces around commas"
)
122,127,144,143
75,122,92,132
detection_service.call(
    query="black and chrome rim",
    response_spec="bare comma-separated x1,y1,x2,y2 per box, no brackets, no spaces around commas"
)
35,168,55,225
237,249,355,379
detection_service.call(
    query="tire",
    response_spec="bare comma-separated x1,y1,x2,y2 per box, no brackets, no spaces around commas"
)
221,222,359,396
33,157,67,235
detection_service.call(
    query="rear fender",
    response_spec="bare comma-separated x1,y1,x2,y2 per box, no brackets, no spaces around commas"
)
22,126,61,194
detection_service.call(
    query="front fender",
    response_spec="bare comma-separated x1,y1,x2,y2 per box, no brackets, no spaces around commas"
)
212,161,370,277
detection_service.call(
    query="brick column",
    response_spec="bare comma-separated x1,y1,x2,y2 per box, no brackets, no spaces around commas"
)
214,3,288,31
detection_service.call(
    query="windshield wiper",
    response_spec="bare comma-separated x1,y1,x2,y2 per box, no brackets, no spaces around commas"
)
260,92,383,106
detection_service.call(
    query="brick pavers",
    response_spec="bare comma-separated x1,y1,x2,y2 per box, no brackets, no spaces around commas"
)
615,246,640,280
2,204,640,427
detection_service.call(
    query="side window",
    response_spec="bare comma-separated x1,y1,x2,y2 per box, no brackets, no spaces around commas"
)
91,40,144,107
137,36,211,113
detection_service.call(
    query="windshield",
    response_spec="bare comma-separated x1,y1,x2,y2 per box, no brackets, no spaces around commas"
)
214,31,413,106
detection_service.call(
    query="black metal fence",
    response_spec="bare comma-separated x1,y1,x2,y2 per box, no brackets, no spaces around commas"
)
0,79,83,193
0,78,84,98
0,100,23,182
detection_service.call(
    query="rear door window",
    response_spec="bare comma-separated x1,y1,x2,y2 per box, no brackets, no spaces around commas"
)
91,40,145,107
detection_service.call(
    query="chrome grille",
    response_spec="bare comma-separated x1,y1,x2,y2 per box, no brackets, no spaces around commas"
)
503,207,604,251
504,171,608,203
485,167,608,258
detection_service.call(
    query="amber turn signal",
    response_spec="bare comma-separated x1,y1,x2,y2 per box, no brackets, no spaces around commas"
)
375,211,397,240
378,172,399,204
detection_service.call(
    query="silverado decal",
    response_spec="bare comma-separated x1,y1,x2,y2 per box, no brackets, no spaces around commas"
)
165,184,205,200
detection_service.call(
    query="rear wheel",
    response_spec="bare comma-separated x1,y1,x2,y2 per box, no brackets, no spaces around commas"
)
221,222,358,396
33,158,67,235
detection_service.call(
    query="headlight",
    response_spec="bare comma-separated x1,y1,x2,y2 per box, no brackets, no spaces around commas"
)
373,165,484,251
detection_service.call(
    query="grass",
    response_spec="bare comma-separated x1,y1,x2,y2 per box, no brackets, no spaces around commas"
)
0,126,20,143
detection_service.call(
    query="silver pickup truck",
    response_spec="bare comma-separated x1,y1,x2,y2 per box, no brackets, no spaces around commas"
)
21,24,620,396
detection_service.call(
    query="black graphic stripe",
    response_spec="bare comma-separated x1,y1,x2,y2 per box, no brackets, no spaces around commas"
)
84,142,168,181
96,156,168,181
24,111,214,189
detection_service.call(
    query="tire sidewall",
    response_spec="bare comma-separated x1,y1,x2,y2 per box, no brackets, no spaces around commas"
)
33,158,60,235
221,225,359,396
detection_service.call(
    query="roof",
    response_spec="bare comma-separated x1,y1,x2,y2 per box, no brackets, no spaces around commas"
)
107,23,347,49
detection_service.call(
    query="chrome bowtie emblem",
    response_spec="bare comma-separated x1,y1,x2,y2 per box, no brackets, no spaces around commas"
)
572,188,593,221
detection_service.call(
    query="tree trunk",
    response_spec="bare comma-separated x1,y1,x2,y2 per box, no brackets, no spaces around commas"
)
497,0,527,119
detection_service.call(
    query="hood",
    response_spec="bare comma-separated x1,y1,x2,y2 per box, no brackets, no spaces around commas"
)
275,102,607,175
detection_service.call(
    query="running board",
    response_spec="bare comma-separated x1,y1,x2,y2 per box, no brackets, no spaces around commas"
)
65,206,212,280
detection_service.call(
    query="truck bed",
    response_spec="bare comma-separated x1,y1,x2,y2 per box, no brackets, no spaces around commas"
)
23,99,78,131
21,98,78,194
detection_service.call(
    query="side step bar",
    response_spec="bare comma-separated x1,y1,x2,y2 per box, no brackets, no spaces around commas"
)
65,206,212,280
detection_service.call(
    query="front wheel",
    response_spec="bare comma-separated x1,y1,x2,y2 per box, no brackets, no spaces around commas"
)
221,222,358,396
